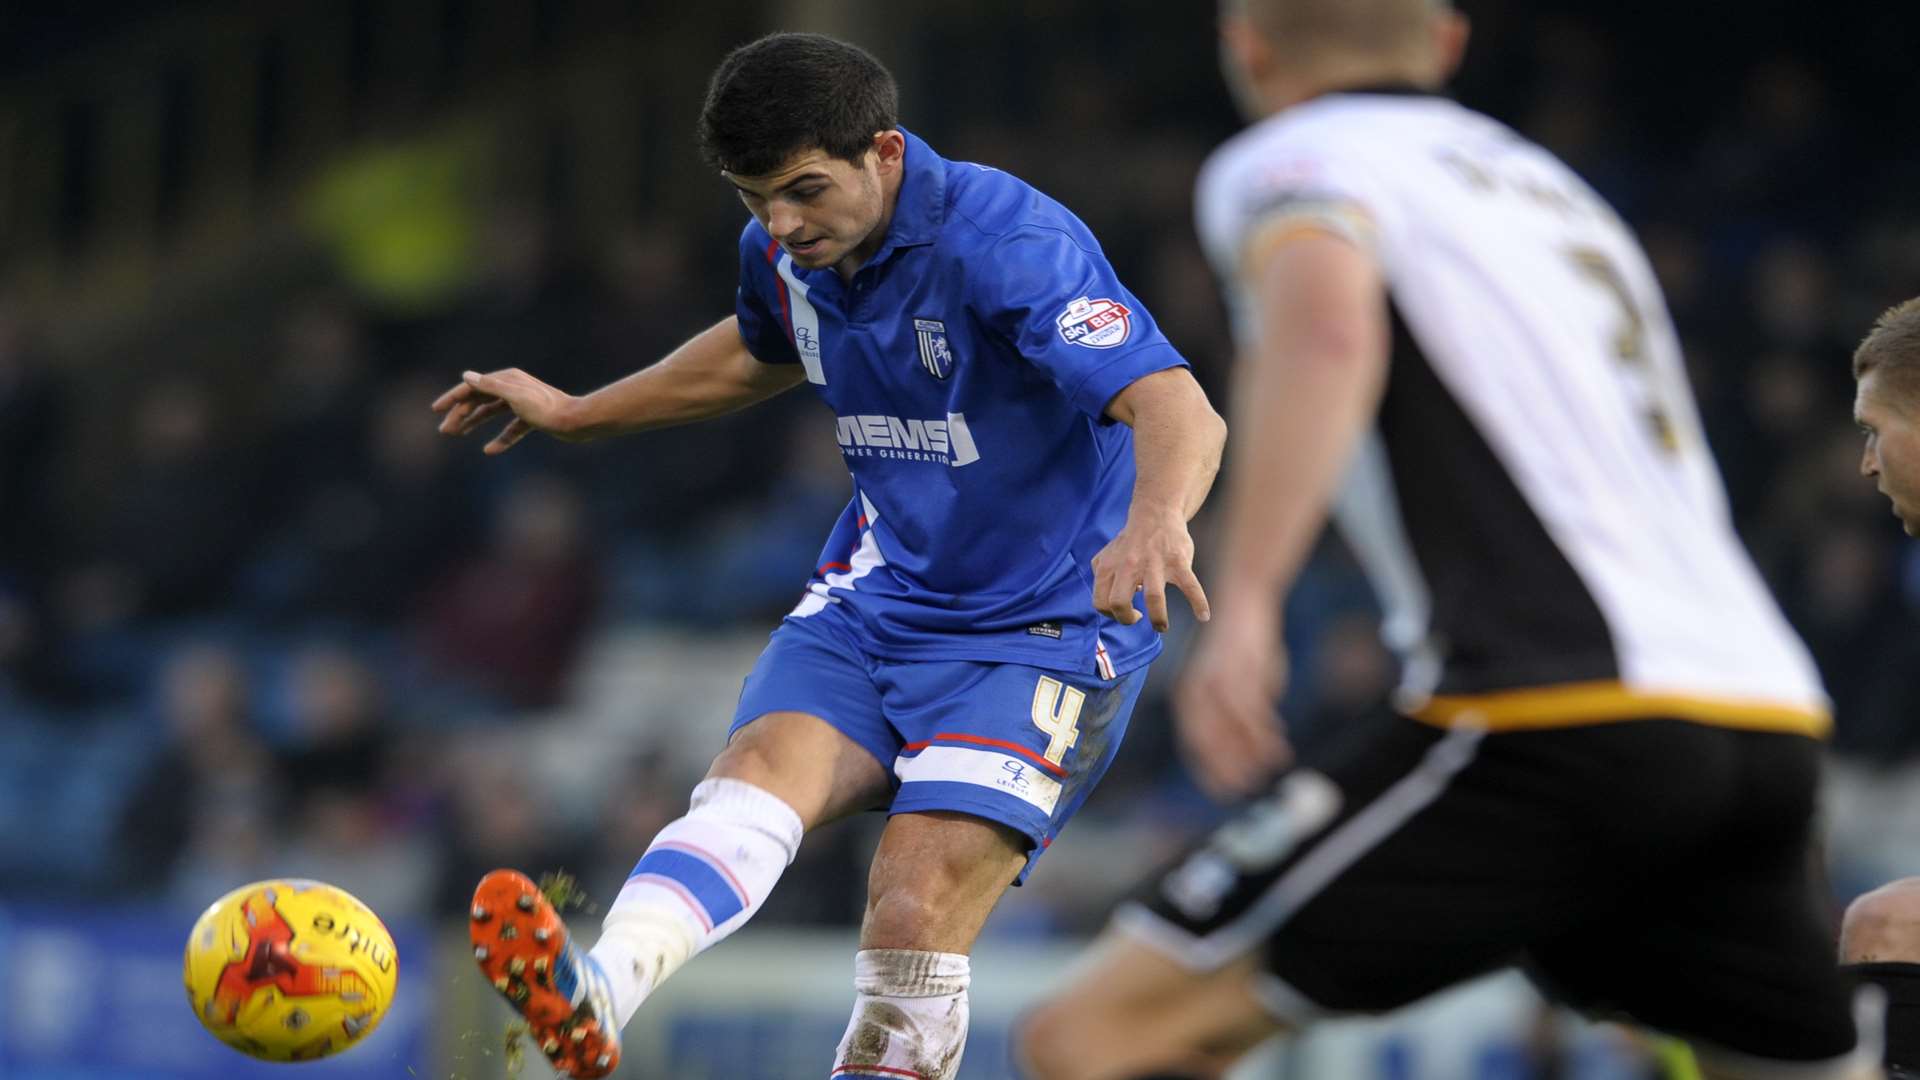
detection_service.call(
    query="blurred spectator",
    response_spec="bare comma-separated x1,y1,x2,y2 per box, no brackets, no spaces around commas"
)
278,787,439,920
1691,59,1845,230
0,299,81,699
301,128,487,316
0,293,69,580
0,579,38,699
754,818,880,929
580,222,802,540
1716,350,1826,519
1785,525,1920,758
1849,213,1920,309
277,643,395,810
166,793,281,912
580,750,688,903
666,420,854,623
251,294,374,530
433,734,588,915
117,644,278,892
248,372,474,623
417,206,601,392
590,223,702,368
1139,231,1231,390
1639,223,1710,331
72,378,252,620
414,474,601,708
1516,17,1634,207
1747,237,1848,354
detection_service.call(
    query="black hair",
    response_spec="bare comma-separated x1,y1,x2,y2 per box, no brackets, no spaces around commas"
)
698,32,899,177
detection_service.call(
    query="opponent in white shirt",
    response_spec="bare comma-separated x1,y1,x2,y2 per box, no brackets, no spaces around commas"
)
1017,3,1877,1078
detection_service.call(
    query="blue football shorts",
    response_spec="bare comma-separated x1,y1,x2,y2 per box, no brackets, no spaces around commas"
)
729,615,1149,883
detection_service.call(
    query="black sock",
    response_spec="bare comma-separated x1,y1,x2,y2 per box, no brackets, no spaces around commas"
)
1846,961,1920,1074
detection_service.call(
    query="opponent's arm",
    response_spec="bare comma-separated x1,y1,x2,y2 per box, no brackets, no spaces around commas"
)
1174,230,1390,798
432,316,807,455
1214,233,1388,612
1091,367,1227,633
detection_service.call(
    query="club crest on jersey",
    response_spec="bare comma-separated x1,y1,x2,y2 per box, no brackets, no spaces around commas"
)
913,317,954,380
1056,296,1131,349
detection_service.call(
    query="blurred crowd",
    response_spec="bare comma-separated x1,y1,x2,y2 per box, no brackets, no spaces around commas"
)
3,0,1919,939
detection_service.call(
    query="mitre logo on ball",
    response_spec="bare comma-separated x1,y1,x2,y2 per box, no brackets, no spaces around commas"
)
182,879,398,1063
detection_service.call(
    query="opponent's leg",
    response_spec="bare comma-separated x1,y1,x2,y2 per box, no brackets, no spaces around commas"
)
829,812,1028,1080
472,711,890,1078
1529,728,1876,1080
1016,717,1573,1080
1014,934,1282,1080
1843,877,1920,1079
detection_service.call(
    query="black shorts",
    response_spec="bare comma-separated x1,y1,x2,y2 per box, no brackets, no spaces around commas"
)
1121,711,1861,1065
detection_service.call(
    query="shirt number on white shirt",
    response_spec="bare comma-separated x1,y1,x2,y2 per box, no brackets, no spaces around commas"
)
1568,246,1681,455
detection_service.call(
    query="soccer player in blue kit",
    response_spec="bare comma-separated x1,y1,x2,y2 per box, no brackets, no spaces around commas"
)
431,31,1225,1080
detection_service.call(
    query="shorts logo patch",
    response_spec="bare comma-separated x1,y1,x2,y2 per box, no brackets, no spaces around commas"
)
914,317,954,379
1055,296,1132,349
998,760,1032,795
894,745,1062,814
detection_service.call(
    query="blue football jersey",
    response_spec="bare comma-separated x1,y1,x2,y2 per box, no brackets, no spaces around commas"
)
734,129,1188,678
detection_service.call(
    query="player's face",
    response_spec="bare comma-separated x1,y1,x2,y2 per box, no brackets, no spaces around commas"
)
726,145,887,274
1855,369,1920,536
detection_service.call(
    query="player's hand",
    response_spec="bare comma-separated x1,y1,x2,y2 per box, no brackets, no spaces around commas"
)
1174,604,1292,800
1090,508,1210,633
430,368,583,455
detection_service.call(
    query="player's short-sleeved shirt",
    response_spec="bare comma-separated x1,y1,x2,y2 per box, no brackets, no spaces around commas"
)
735,128,1187,678
1194,87,1828,734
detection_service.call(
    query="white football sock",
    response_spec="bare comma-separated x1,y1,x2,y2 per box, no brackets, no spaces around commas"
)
831,949,972,1080
587,777,803,1028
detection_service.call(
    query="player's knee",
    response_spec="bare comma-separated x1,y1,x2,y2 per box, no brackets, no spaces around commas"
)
862,853,989,946
707,730,777,784
706,726,808,805
862,880,949,947
863,815,1028,948
1841,877,1920,963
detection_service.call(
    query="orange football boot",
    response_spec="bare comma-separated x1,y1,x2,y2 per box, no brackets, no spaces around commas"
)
470,869,621,1078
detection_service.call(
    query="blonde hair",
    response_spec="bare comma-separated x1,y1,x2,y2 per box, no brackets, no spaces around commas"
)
1231,0,1447,61
1854,297,1920,400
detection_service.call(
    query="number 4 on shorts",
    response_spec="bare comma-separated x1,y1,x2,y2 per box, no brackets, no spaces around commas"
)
1032,677,1085,767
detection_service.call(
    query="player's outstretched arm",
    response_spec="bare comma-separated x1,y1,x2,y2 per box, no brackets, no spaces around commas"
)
1174,230,1389,799
431,315,807,454
1093,366,1226,634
